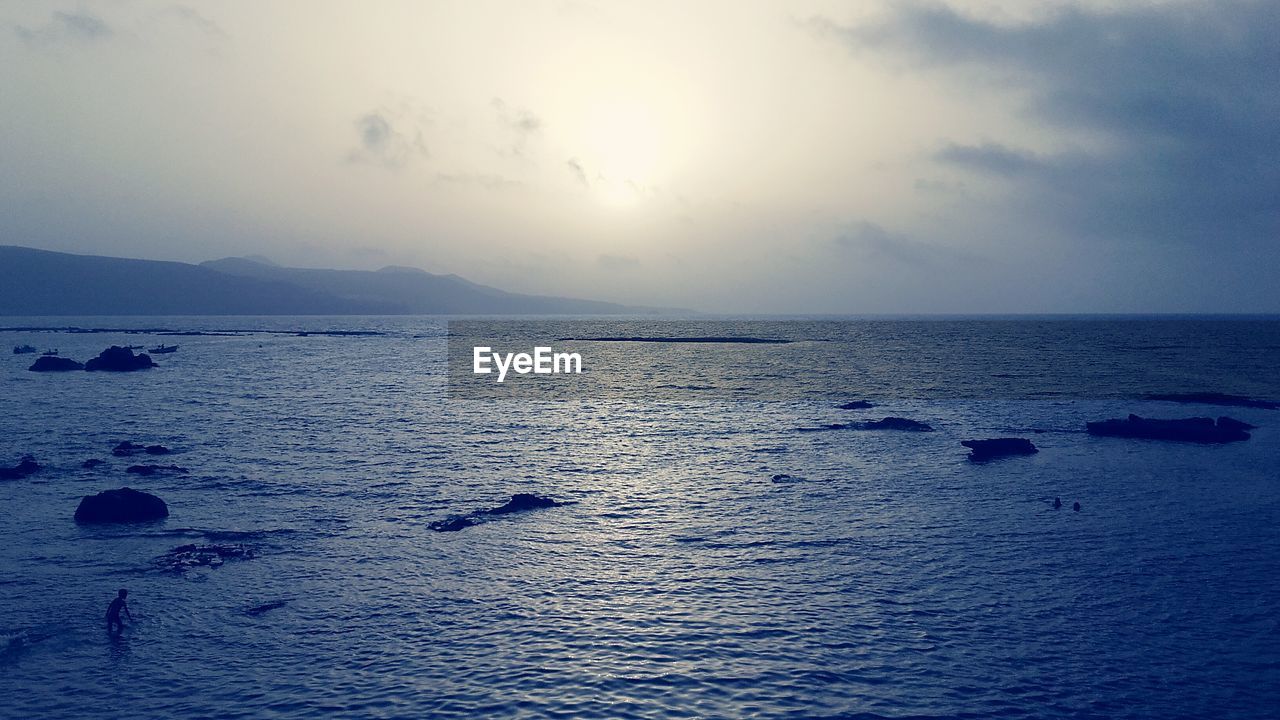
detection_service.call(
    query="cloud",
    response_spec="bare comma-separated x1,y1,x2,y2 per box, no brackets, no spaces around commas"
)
813,1,1280,246
831,220,979,267
347,112,428,169
492,98,542,156
566,158,589,186
15,10,112,46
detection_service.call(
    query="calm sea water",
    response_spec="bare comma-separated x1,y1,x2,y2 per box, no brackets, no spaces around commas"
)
2,316,1278,719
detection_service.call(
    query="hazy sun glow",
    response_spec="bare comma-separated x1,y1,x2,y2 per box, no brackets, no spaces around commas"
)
582,97,660,207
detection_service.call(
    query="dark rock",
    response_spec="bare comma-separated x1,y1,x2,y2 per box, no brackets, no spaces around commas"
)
85,346,155,372
1053,497,1062,509
962,437,1039,461
145,445,171,455
1216,416,1257,431
837,400,875,410
485,493,562,515
1073,502,1081,512
430,493,567,532
74,487,168,524
82,459,105,469
429,515,479,533
797,423,849,432
1145,392,1277,410
157,543,254,572
0,456,41,480
126,464,189,476
28,356,84,372
852,417,934,432
1086,414,1250,443
770,473,805,484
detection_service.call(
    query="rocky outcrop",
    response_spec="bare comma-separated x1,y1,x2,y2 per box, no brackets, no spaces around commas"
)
28,356,84,372
1144,393,1277,410
74,487,168,523
430,493,567,532
962,438,1038,461
0,456,41,480
84,346,155,372
1086,414,1251,443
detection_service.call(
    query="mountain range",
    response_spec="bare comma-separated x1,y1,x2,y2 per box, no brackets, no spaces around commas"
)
0,246,665,316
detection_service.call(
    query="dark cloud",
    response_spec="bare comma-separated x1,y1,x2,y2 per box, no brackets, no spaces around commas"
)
348,112,428,169
814,1,1280,247
15,10,112,45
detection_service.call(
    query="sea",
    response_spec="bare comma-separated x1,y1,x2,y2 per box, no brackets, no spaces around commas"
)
1,316,1278,719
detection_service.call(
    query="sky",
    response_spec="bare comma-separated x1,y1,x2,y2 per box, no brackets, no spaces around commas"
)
1,0,1276,313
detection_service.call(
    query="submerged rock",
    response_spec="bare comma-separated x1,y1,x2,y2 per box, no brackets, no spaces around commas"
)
112,441,170,457
85,346,155,372
770,473,806,484
837,400,875,410
1144,392,1277,410
82,459,105,469
74,487,168,523
484,493,562,515
244,600,290,616
852,417,934,432
429,515,479,533
1216,416,1257,432
1086,414,1251,443
157,543,254,572
962,438,1039,461
0,456,41,480
430,493,567,532
28,356,84,372
126,464,189,476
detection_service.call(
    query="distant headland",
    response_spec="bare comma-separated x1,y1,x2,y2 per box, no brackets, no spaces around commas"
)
0,246,674,316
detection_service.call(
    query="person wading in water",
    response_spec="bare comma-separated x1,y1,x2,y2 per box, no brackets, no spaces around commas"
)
106,589,133,634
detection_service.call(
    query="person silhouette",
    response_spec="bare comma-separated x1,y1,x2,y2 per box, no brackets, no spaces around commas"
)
1073,502,1081,512
106,589,133,634
1053,497,1062,509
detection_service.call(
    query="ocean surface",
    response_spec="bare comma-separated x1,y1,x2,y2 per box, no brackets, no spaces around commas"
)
2,316,1278,719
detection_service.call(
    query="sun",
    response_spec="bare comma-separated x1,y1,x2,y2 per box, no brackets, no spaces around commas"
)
582,98,660,206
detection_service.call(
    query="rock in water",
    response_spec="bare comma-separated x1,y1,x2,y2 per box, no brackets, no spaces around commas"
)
0,456,41,480
82,459,105,469
429,516,479,533
28,356,84,372
1216,416,1257,432
113,441,171,456
84,346,155,372
1086,414,1251,443
126,464,189,476
962,438,1039,461
852,417,934,432
486,493,561,515
770,473,805,484
74,487,168,523
1144,393,1278,410
837,400,875,410
156,543,254,572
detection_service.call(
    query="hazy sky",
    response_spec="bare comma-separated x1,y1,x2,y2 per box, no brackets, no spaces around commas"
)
2,1,1276,313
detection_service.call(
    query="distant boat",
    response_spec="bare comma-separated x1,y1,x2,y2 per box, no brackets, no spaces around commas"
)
13,345,37,354
41,349,59,356
148,344,179,354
